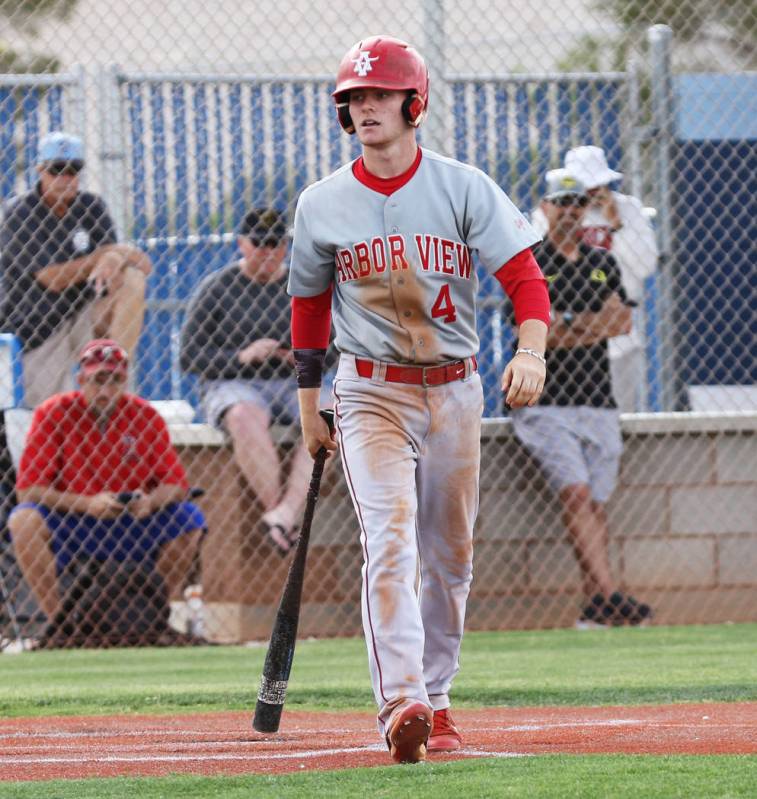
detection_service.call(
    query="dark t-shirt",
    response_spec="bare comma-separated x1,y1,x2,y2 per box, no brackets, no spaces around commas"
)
0,185,117,350
529,240,630,408
180,264,295,381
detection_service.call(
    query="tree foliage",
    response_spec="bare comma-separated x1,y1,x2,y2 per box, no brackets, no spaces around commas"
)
561,0,757,72
0,0,77,31
606,0,756,46
0,0,78,73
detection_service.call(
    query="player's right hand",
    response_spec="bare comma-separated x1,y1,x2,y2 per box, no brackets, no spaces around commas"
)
301,407,338,459
86,491,126,519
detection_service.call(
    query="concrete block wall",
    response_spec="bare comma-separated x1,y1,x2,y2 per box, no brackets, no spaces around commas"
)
172,411,757,640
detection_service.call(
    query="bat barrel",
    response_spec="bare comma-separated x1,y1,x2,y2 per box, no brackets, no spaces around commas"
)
253,701,282,732
250,409,335,734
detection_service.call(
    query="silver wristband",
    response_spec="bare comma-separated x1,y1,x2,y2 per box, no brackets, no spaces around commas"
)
515,347,547,365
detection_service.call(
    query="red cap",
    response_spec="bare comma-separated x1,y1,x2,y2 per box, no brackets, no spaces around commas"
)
78,339,129,377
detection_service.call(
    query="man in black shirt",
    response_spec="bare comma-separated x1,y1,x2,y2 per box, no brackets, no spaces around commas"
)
511,169,652,626
0,132,151,406
180,208,329,555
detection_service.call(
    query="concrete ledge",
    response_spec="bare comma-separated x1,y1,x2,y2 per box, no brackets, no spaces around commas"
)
619,411,757,435
481,410,757,438
168,422,301,447
172,410,757,449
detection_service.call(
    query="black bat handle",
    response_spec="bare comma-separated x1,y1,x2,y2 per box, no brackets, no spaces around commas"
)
303,410,334,506
252,408,335,733
319,408,336,439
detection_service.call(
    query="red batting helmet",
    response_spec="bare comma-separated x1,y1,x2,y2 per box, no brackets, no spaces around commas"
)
332,35,429,134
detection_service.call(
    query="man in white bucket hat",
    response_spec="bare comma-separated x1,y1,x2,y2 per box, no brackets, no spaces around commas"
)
533,146,658,411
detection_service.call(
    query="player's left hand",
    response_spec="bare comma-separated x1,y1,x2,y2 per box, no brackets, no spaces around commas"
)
501,353,546,409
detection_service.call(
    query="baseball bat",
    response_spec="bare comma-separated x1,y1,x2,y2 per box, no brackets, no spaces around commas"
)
252,409,335,733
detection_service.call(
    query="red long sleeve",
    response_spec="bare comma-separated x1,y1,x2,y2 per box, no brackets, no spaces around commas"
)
291,285,333,349
494,248,551,326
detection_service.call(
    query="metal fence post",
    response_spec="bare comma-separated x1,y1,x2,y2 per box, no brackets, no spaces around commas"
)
648,24,682,410
423,0,448,154
626,57,653,411
97,66,129,239
626,59,643,201
70,65,88,159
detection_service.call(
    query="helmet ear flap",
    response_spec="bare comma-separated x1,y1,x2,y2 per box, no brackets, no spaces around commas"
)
402,92,426,127
336,101,355,134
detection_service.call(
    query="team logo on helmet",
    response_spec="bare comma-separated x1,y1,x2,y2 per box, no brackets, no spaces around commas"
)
352,50,379,77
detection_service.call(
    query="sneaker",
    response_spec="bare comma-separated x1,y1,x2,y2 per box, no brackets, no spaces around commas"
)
607,591,653,626
427,708,462,753
151,628,212,647
576,593,608,628
385,700,432,764
577,592,653,628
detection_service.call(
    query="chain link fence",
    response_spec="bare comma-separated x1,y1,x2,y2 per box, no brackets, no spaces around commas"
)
0,1,754,648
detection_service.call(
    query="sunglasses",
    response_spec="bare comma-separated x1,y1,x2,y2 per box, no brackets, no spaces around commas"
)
45,160,84,176
91,371,127,385
249,237,285,248
80,344,128,367
550,195,589,208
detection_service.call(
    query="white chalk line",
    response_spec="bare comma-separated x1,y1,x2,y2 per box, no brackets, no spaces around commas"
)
3,716,741,755
3,716,742,769
4,745,378,765
1,743,526,766
0,723,640,751
3,717,719,748
0,718,659,743
0,729,251,741
502,719,643,731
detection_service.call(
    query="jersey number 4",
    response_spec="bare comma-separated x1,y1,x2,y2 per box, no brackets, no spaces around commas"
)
431,283,457,324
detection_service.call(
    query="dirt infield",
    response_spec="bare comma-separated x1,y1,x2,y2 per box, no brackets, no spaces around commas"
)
3,703,756,781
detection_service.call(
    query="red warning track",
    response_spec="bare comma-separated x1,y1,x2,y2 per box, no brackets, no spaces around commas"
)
3,703,756,781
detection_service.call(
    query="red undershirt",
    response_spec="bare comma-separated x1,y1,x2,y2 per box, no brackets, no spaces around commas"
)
292,148,550,349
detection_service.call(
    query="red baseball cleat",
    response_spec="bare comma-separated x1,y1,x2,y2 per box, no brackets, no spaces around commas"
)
427,707,462,752
385,700,433,764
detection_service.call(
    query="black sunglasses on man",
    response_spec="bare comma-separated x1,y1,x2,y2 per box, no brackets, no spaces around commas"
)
550,194,589,208
45,160,84,176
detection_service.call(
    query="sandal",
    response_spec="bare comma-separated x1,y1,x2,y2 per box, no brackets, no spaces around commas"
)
260,519,298,556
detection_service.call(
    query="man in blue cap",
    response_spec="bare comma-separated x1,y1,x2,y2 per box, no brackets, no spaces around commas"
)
0,131,152,406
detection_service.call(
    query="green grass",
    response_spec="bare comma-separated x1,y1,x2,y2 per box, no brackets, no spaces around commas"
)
4,755,757,799
1,623,755,717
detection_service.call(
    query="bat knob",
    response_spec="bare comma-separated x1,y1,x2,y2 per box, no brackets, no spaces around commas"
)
319,408,335,433
253,699,284,733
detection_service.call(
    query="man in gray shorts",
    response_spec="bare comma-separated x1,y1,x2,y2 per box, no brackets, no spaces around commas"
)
180,208,329,554
510,169,653,626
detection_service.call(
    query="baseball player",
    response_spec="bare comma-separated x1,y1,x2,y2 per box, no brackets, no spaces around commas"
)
287,35,550,763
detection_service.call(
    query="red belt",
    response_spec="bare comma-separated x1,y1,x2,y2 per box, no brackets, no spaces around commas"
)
354,356,477,387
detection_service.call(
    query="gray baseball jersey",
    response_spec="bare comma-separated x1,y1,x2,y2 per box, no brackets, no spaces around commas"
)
288,146,540,733
288,148,539,363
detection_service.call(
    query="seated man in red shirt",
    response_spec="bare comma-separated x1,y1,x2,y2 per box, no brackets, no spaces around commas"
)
8,339,206,646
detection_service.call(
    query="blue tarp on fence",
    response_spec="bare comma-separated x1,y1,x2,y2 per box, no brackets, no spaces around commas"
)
672,75,757,398
120,73,628,415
